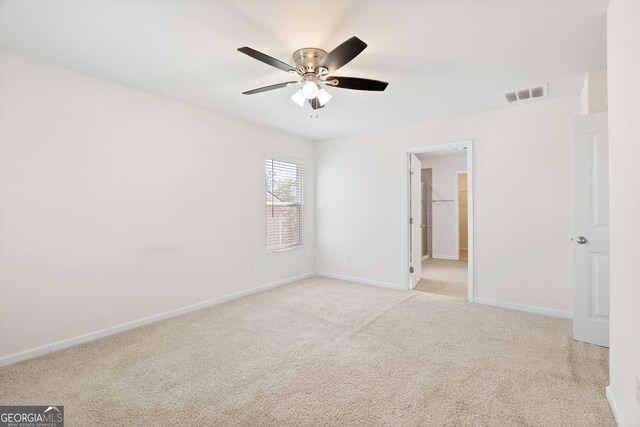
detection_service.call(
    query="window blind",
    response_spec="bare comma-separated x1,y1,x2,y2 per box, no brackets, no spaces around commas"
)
265,158,304,252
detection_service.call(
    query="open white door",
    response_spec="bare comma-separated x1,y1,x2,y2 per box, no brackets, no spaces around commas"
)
409,154,422,289
572,112,609,347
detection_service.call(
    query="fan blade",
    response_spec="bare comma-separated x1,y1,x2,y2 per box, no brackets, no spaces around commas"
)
238,47,295,73
242,81,299,95
326,76,388,91
319,36,367,72
309,98,324,110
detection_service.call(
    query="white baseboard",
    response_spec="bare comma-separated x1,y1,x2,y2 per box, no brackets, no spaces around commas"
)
606,385,625,427
432,254,459,260
0,272,314,367
473,297,573,319
315,272,403,290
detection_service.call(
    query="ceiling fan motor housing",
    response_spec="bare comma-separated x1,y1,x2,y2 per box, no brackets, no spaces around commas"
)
292,48,328,76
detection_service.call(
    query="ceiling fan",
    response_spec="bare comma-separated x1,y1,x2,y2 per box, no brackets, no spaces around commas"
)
238,36,388,110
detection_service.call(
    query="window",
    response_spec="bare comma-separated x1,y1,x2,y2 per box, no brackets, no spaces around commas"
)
265,158,304,252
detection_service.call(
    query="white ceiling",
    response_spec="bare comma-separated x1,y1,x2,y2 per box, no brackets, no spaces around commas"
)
0,0,608,141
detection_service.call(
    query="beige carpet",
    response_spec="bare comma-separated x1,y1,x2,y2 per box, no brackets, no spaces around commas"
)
0,277,613,426
417,258,468,298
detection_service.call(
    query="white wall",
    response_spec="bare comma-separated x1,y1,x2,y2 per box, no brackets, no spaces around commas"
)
607,0,640,425
0,51,315,360
316,97,578,313
419,154,466,259
580,69,608,115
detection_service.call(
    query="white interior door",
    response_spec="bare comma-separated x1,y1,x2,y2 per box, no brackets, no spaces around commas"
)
573,112,609,347
410,154,422,289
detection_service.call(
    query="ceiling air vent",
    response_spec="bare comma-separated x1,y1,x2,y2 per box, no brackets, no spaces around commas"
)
502,83,547,103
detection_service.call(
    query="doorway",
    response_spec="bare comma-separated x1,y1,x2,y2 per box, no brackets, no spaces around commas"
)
404,140,474,302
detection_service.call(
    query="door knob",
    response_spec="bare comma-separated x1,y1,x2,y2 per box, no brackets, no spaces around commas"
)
575,236,587,244
420,224,426,229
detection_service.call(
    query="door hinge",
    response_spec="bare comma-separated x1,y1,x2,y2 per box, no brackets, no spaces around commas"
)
410,266,414,273
410,217,413,224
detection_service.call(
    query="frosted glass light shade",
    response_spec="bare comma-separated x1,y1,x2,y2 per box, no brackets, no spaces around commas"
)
302,81,319,99
317,88,333,106
291,89,305,107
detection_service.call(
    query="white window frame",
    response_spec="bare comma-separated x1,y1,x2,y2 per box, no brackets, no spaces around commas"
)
265,155,305,253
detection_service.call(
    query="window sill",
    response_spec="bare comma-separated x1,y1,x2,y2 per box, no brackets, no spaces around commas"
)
267,244,304,253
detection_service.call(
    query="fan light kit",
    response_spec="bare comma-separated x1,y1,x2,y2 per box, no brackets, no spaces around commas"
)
238,37,388,111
